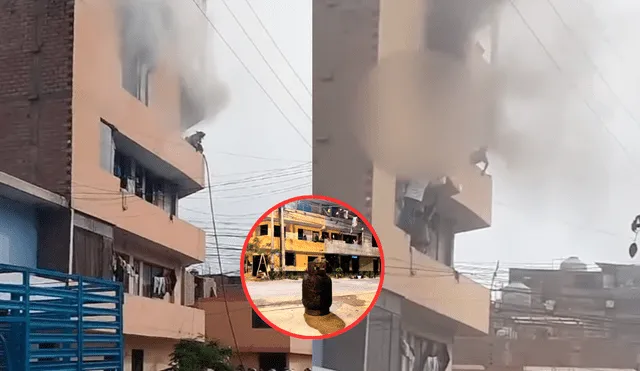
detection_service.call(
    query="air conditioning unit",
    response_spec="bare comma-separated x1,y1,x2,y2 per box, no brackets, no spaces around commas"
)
606,300,615,309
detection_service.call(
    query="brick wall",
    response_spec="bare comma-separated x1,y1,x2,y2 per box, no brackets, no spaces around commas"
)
0,0,74,199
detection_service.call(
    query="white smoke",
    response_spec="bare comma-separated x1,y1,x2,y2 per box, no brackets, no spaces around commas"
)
117,0,229,130
353,0,613,219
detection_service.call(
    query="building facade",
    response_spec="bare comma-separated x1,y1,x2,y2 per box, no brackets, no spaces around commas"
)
455,259,640,371
313,0,495,370
0,1,209,369
198,283,313,370
247,202,381,276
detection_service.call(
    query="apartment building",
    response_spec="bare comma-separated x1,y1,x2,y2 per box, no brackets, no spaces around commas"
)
197,282,312,370
247,201,381,276
0,0,209,369
455,259,640,371
0,171,126,369
313,0,495,370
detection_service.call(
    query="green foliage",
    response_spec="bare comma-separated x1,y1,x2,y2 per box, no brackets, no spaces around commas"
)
167,338,233,371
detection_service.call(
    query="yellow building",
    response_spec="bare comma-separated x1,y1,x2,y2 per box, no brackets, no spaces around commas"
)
246,204,381,277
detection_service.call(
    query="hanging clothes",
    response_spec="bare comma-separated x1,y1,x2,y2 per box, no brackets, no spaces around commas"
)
153,276,166,297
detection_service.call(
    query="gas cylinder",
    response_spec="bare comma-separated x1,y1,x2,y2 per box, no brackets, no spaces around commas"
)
302,260,332,316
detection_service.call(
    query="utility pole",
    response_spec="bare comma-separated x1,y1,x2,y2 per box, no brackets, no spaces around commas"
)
279,206,286,269
270,212,275,254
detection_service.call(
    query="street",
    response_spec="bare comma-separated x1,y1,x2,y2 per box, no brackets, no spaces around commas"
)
246,278,380,337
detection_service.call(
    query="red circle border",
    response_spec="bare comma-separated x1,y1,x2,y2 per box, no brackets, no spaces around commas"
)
239,194,386,340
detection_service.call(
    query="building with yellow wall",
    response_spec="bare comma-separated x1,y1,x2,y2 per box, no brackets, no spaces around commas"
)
246,202,381,277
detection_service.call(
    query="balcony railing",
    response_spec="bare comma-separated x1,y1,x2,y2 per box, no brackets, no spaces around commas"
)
0,263,124,370
324,240,380,257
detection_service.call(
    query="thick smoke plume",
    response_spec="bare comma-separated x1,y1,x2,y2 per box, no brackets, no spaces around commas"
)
355,1,612,218
117,0,229,131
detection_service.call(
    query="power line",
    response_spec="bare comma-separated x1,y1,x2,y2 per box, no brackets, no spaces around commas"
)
202,154,244,368
189,0,311,147
219,0,312,122
242,0,312,96
507,0,640,175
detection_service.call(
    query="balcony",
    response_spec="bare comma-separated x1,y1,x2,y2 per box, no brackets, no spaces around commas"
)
283,209,326,228
372,166,490,335
324,240,380,257
123,294,204,339
437,164,492,233
73,174,205,264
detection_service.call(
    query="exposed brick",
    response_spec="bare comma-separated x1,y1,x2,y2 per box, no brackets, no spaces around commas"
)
0,0,74,199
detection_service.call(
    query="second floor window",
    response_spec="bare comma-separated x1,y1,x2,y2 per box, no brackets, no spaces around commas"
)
251,309,270,329
112,149,177,216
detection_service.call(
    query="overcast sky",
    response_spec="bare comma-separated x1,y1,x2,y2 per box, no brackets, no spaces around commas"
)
179,0,640,279
178,0,312,274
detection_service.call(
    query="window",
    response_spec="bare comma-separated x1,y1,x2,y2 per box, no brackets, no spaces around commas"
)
372,236,378,248
312,231,320,242
113,149,178,216
99,122,115,172
259,225,269,236
285,252,295,266
142,262,168,299
298,229,304,240
273,225,281,237
251,309,270,329
132,349,144,371
122,53,151,106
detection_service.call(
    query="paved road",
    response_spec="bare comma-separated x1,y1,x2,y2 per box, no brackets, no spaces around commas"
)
246,278,380,300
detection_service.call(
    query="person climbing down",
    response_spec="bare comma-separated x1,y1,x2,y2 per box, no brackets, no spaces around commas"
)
469,146,489,176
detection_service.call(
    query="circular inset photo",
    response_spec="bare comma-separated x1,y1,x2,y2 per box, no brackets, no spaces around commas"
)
240,195,385,339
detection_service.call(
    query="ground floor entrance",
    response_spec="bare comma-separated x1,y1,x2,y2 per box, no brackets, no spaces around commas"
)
259,352,288,370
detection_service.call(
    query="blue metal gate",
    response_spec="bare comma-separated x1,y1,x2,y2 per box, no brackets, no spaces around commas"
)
0,263,124,370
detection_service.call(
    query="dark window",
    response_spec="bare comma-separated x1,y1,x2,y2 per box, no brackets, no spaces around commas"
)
142,263,167,299
298,229,304,240
113,149,178,215
252,309,271,329
312,231,320,242
122,51,151,106
259,353,287,371
273,225,281,237
132,349,144,371
372,236,378,248
285,252,295,266
259,225,269,236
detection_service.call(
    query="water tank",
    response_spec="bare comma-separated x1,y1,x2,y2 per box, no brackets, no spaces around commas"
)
502,282,532,308
560,257,587,272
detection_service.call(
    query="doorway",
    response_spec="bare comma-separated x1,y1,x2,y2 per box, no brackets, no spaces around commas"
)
132,349,144,371
252,255,267,277
259,352,287,370
351,256,360,274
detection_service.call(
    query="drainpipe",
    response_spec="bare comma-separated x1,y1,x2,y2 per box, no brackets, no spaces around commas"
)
270,212,275,252
279,207,285,269
68,208,75,275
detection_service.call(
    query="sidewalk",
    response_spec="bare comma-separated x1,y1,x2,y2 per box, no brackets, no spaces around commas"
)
257,291,376,337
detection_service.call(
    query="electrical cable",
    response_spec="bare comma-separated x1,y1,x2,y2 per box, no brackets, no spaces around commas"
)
189,0,311,147
219,0,312,121
203,153,244,368
242,0,312,96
